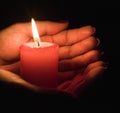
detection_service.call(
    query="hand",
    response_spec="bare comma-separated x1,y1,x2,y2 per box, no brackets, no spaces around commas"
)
0,20,107,98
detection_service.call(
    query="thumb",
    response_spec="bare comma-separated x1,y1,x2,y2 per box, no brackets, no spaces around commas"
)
0,69,40,91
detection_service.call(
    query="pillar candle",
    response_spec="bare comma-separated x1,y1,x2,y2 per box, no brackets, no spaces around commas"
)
20,42,59,89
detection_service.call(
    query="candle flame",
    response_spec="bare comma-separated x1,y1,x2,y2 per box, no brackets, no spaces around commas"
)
31,18,41,47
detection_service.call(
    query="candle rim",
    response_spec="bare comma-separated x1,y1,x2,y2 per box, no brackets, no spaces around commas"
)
21,42,58,48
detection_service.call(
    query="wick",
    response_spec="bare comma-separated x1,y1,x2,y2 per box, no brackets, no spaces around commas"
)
37,41,40,46
34,37,41,47
33,40,41,48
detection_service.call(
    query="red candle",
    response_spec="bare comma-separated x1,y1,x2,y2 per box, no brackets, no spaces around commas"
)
20,42,59,89
20,18,59,89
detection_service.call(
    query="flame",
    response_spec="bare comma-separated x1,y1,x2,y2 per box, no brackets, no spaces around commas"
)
31,18,41,46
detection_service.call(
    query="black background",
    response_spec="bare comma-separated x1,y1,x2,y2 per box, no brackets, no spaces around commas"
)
0,0,119,112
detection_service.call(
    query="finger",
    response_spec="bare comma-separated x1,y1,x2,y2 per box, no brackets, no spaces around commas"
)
59,49,104,71
0,61,20,74
84,62,108,80
83,61,107,74
57,80,72,90
42,25,96,46
59,36,100,59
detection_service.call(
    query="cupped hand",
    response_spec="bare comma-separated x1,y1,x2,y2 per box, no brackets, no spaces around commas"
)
0,20,107,97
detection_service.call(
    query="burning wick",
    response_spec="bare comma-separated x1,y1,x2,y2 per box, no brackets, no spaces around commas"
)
31,18,41,47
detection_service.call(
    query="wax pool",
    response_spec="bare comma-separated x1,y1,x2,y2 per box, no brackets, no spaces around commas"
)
20,42,59,89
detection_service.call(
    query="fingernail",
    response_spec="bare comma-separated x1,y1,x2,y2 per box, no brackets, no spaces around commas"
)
96,38,101,46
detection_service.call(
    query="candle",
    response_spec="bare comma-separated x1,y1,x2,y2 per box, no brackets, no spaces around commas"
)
20,18,59,89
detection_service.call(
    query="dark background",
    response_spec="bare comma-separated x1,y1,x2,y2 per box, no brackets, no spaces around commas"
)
0,0,119,112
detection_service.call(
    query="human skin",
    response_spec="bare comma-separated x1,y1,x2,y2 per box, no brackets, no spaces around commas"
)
0,21,106,97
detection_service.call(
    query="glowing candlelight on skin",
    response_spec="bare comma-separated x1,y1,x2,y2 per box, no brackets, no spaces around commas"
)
20,18,59,89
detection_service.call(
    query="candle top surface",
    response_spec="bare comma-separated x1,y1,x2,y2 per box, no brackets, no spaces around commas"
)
23,42,55,48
